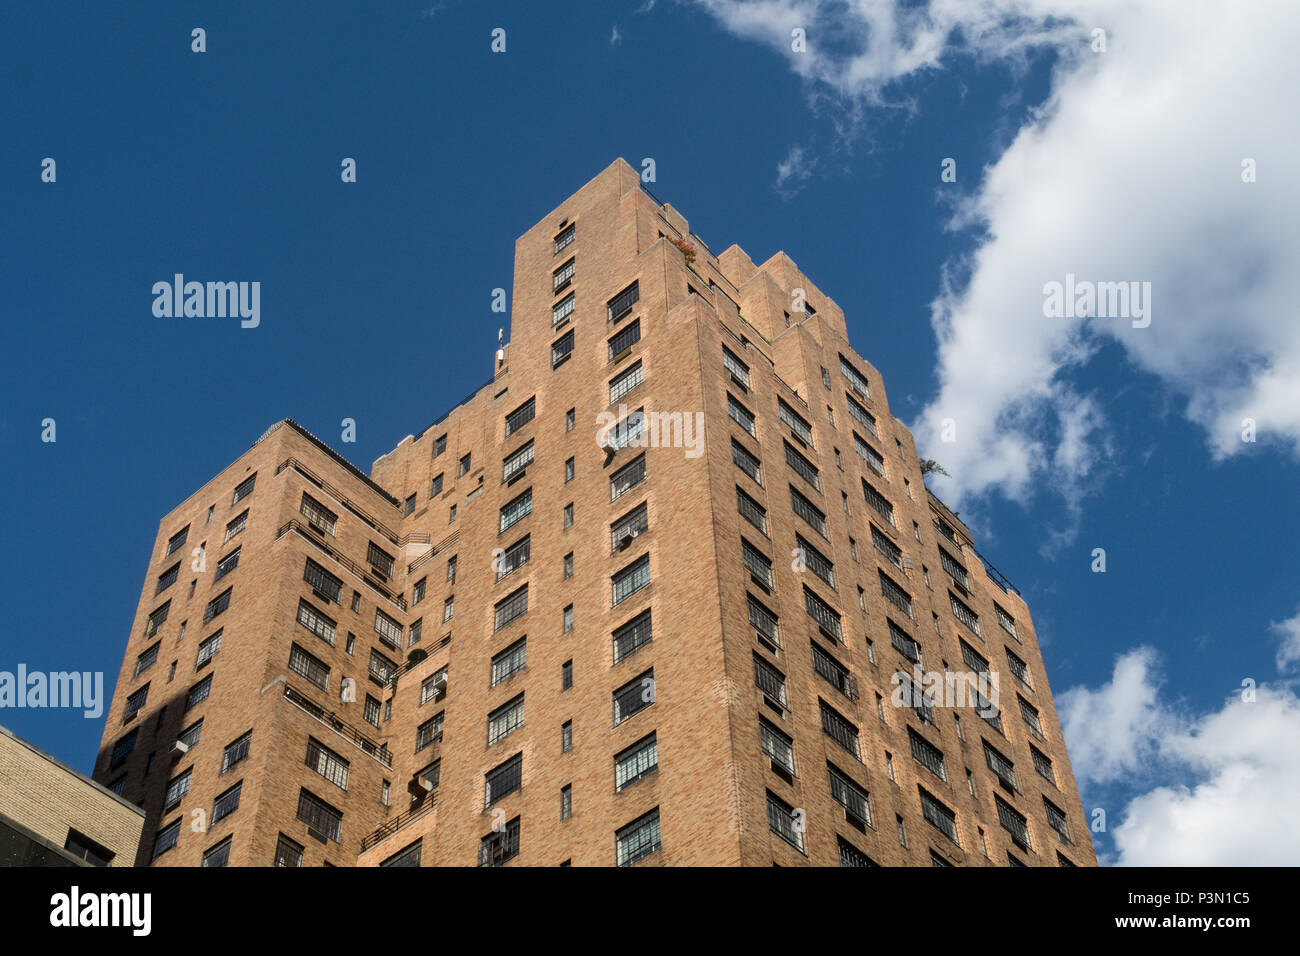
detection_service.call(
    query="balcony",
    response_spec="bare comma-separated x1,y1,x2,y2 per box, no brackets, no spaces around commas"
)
360,792,437,853
276,518,407,612
281,683,391,768
276,457,401,544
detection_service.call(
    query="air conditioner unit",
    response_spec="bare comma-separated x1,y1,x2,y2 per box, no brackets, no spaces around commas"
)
171,740,189,755
617,533,634,551
417,775,435,792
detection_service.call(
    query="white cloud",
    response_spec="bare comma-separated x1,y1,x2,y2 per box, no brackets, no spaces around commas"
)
774,144,815,198
611,25,623,45
687,0,1300,514
1273,608,1300,673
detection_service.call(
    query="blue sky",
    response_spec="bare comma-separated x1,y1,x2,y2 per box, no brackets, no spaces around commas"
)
3,1,1298,864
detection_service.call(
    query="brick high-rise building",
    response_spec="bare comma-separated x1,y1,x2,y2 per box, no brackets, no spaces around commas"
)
93,159,1096,867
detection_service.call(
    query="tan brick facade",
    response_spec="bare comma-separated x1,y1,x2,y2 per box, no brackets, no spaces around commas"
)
94,159,1096,867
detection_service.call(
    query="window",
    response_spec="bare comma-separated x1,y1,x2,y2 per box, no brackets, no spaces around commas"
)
1006,648,1031,686
134,643,160,677
919,787,959,845
185,674,212,710
165,525,190,557
430,473,444,498
778,399,813,445
203,588,232,624
402,493,416,516
737,487,767,534
731,439,761,483
484,752,523,806
609,454,646,501
491,638,527,686
231,474,256,505
937,547,969,592
996,604,1019,638
496,535,531,581
381,840,422,868
896,670,935,725
949,593,980,635
217,731,251,775
163,767,191,810
879,571,914,619
811,641,855,699
562,660,573,690
553,257,575,292
909,728,947,781
796,535,835,588
610,502,649,552
995,793,1032,849
838,838,878,867
1019,696,1044,738
828,763,871,828
742,539,773,589
563,605,574,633
458,453,472,477
607,281,640,322
784,441,820,490
1044,797,1071,843
820,699,861,758
565,408,575,431
767,790,804,851
754,654,788,709
803,585,843,642
177,719,202,750
616,809,660,866
306,737,350,790
561,721,573,753
560,785,573,820
760,718,796,776
487,694,525,746
609,360,643,404
156,562,180,594
145,601,171,637
612,554,650,606
871,525,902,569
504,397,536,437
296,789,342,842
846,395,877,436
448,504,456,523
297,599,337,645
502,440,534,481
748,594,780,650
840,355,870,397
889,619,921,664
364,695,381,727
612,669,654,724
861,480,894,526
604,409,645,451
110,729,137,769
374,609,403,649
416,713,444,751
612,609,653,663
790,486,827,537
553,222,575,253
565,457,574,482
479,816,521,867
1031,745,1056,785
608,320,641,361
198,836,231,868
727,394,756,437
722,346,750,387
212,781,242,824
494,585,529,631
552,292,575,326
300,493,338,534
615,733,658,791
500,488,532,533
433,434,447,457
152,819,181,859
854,433,886,476
289,643,330,691
368,649,397,686
274,834,304,868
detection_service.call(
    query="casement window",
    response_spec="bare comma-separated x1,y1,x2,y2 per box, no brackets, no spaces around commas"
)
274,834,304,868
879,571,914,619
306,737,350,790
504,397,536,437
615,809,660,867
552,257,575,293
983,740,1019,792
367,543,395,580
289,643,329,691
124,685,149,722
861,480,894,526
996,604,1019,638
615,733,658,791
959,640,991,677
296,789,342,843
840,355,870,398
364,695,381,727
754,654,788,710
759,718,796,777
995,794,1032,850
604,409,645,451
484,752,523,807
479,816,521,867
610,502,648,553
203,588,232,624
196,630,222,668
300,493,337,534
552,328,574,366
722,346,750,387
854,433,886,476
416,712,444,751
553,223,575,254
163,768,191,810
220,731,251,774
727,394,756,437
872,525,902,569
1031,745,1056,785
767,791,805,851
380,840,423,868
889,619,921,664
1006,648,1031,686
156,562,180,594
748,594,780,650
407,618,423,647
737,487,767,534
731,438,761,482
502,440,534,481
165,525,190,558
145,601,171,637
297,599,337,646
487,694,525,746
430,473,444,498
908,728,947,781
742,539,774,589
607,281,640,322
820,699,861,758
607,319,641,360
494,585,529,631
612,669,655,725
846,395,878,436
1019,696,1044,738
828,763,872,829
896,670,935,725
404,494,416,516
152,819,181,859
939,548,970,592
784,441,820,490
231,474,256,506
185,674,212,711
811,641,855,699
609,360,643,404
796,534,835,588
778,399,813,445
134,642,160,677
110,730,136,769
609,454,646,502
838,838,878,867
490,638,527,686
499,488,532,533
496,535,530,581
919,787,960,845
1044,797,1071,843
611,554,650,606
369,648,397,685
368,609,401,650
552,292,575,327
803,585,843,643
202,836,232,868
790,486,827,537
412,577,426,604
177,719,202,750
612,609,653,664
214,547,240,582
950,592,981,635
